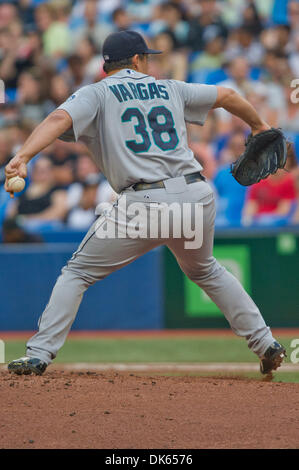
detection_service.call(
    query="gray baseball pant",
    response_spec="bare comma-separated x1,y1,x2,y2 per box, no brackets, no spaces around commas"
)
26,177,275,364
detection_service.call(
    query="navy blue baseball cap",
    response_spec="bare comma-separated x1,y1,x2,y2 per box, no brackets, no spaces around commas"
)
102,31,162,62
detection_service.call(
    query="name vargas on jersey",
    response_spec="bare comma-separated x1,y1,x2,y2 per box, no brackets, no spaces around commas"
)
108,82,169,103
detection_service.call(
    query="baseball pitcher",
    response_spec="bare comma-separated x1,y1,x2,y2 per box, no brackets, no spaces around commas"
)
5,31,286,376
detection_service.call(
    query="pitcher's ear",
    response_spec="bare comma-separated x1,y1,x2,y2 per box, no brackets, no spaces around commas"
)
131,54,139,68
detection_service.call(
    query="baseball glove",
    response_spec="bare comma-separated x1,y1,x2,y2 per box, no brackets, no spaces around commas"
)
231,128,287,186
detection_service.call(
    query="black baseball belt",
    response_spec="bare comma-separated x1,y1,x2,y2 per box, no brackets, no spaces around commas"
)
132,171,205,191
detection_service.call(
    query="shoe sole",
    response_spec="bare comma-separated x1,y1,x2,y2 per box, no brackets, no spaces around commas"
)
260,349,286,375
8,363,44,376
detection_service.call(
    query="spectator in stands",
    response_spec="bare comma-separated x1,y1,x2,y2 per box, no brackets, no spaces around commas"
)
278,84,299,135
126,0,154,25
67,154,116,217
224,26,264,66
45,75,71,114
187,123,217,180
245,87,278,129
0,22,35,93
7,156,67,228
17,68,48,124
10,120,35,156
17,0,36,32
219,56,252,96
46,140,77,190
148,32,187,81
112,7,133,31
218,130,245,165
76,36,103,83
289,31,299,77
242,170,297,227
66,174,101,229
2,217,43,243
260,51,289,117
213,131,247,226
189,33,224,75
259,27,277,52
35,2,71,58
284,144,299,225
0,2,19,29
276,25,291,54
215,56,255,134
0,102,19,128
188,0,227,51
1,0,299,234
154,2,190,50
242,1,263,35
62,54,91,92
218,0,246,28
67,154,97,210
72,0,111,52
288,0,299,37
69,0,120,29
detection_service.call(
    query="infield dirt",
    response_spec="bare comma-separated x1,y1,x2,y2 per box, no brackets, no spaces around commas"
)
1,370,299,449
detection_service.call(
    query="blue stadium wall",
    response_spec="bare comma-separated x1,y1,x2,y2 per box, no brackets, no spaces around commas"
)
0,229,298,331
0,245,164,331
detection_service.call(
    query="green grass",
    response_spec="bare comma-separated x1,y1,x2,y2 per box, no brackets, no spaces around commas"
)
3,335,297,364
2,335,298,383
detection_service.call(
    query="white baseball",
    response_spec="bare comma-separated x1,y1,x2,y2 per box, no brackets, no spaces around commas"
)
8,176,26,192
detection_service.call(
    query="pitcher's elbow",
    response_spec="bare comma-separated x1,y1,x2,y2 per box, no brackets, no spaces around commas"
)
213,86,237,109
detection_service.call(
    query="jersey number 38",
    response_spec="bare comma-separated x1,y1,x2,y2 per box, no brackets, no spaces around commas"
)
121,106,179,153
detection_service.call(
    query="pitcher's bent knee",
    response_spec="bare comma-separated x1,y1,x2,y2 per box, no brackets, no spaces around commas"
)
61,262,110,287
60,265,97,289
183,257,225,286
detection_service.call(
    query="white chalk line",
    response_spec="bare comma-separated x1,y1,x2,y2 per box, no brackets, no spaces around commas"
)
1,362,298,372
43,362,299,372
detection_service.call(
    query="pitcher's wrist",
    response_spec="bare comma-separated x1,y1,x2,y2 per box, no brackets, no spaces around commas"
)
15,151,30,164
251,122,270,135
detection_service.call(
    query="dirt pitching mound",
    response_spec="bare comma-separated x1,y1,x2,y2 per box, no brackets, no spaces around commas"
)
0,370,298,449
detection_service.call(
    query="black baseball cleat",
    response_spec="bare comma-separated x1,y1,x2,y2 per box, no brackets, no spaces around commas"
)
260,341,286,375
8,357,47,376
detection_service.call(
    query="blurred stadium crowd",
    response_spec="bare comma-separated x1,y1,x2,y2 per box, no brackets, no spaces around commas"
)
1,0,299,243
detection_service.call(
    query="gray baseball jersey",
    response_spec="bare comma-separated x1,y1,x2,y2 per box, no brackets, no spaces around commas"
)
58,69,217,193
24,69,277,367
